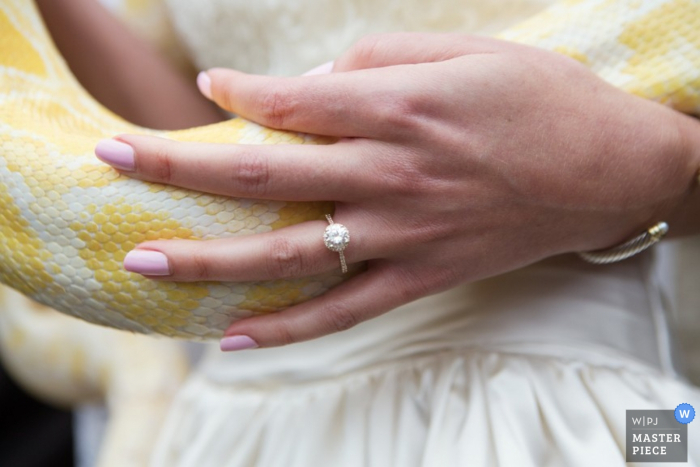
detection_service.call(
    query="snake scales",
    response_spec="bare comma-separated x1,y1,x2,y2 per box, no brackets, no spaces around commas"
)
1,0,699,340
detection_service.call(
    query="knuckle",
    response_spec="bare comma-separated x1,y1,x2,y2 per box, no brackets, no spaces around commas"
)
258,86,297,128
394,273,432,303
395,284,419,304
233,152,271,197
218,84,237,111
266,237,305,278
430,268,460,291
349,33,385,64
395,267,451,303
189,251,211,280
402,267,458,299
270,325,297,347
149,143,175,184
402,219,448,245
322,301,361,333
377,96,426,135
375,154,430,196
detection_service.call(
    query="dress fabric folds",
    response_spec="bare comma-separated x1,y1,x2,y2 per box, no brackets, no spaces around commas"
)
153,346,699,467
147,0,700,464
151,253,700,467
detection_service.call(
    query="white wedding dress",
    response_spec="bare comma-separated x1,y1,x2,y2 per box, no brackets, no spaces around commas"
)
131,0,700,465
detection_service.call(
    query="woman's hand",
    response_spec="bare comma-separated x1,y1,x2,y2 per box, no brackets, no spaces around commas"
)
96,33,700,350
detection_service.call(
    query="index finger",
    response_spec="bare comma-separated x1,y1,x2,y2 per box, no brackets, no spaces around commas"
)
201,67,420,139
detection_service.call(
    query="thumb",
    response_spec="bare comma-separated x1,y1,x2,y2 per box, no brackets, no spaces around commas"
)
331,32,506,72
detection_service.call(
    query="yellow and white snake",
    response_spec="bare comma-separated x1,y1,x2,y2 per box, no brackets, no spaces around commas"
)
0,0,699,342
0,1,699,465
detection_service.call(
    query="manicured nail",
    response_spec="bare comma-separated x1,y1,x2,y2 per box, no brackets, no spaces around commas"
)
220,335,259,352
95,139,135,171
302,61,334,76
197,71,212,100
124,250,171,276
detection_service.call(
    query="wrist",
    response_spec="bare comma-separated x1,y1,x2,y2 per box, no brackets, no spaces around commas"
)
574,102,700,258
657,112,700,238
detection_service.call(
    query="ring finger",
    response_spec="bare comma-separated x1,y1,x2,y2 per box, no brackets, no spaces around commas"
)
122,211,381,281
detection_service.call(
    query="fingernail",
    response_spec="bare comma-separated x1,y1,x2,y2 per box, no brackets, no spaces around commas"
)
220,335,259,352
95,139,135,171
197,71,212,100
302,61,334,76
124,250,171,276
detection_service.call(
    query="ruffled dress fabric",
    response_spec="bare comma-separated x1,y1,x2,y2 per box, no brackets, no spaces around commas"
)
149,0,700,465
150,253,700,467
154,351,700,467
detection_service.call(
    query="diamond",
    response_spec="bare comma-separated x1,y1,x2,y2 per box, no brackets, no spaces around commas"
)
324,224,350,252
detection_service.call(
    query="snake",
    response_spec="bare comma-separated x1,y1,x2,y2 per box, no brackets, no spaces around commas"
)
1,0,699,341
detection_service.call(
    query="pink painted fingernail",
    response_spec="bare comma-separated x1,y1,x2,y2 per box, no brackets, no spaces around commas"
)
124,250,171,276
197,71,212,100
302,61,334,76
220,335,259,352
95,139,135,171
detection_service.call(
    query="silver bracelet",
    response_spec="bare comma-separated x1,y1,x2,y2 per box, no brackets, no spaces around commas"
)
577,221,669,265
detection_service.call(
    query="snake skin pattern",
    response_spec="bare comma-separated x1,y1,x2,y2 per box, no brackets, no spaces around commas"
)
0,0,698,340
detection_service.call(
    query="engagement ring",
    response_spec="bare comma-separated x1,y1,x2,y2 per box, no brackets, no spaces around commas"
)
324,214,350,273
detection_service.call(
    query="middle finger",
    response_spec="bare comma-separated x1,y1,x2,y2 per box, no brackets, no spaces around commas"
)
95,135,374,201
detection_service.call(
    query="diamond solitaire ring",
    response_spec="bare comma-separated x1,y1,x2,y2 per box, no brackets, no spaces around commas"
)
323,214,350,273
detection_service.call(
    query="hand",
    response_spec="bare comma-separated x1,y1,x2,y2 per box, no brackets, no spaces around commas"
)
97,33,700,350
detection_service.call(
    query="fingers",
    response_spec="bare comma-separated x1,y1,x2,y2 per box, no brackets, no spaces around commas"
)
96,135,374,201
332,32,506,72
203,66,420,138
122,212,382,282
198,34,508,137
219,262,419,348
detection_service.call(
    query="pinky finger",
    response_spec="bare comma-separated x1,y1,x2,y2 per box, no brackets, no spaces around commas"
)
219,262,413,350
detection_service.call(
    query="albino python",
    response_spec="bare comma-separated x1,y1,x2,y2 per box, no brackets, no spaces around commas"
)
0,0,699,343
1,0,699,465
